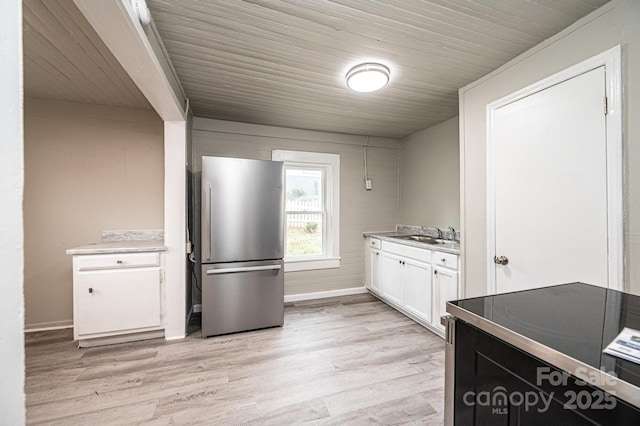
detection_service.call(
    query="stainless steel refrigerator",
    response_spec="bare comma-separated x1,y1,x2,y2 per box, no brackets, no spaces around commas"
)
200,156,284,337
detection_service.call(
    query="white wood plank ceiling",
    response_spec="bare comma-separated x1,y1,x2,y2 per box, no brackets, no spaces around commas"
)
146,0,609,137
23,0,608,137
23,0,151,110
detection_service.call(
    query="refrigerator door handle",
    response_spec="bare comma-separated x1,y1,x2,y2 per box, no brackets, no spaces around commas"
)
206,264,282,275
204,182,212,262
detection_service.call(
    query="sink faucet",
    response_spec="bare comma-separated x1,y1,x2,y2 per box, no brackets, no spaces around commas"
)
436,228,443,239
448,226,456,241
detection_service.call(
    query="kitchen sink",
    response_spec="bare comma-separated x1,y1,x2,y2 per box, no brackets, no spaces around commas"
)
391,235,451,244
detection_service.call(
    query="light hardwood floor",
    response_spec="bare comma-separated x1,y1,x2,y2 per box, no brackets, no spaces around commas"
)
25,293,445,425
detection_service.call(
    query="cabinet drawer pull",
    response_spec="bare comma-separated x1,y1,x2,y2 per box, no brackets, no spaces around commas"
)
116,260,123,264
88,287,94,294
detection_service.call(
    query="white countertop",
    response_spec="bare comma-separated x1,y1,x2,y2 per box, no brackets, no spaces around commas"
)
363,231,460,255
66,239,167,255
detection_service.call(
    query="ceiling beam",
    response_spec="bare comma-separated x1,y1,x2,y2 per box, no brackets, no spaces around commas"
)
73,0,186,121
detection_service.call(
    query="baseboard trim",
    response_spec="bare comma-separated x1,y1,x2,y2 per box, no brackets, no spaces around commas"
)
284,286,368,303
25,321,73,333
79,329,165,348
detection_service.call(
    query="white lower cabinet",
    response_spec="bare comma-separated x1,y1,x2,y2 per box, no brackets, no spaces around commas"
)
367,238,459,338
72,252,164,346
433,266,459,334
76,268,161,335
365,238,382,294
380,252,405,306
370,247,381,293
402,259,433,323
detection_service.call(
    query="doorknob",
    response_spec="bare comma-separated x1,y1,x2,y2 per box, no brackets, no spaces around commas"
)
494,256,509,265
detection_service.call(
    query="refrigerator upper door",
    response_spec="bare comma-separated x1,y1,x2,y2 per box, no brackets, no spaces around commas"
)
202,156,284,263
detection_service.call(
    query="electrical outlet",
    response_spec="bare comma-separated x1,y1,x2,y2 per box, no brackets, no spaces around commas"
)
365,180,372,190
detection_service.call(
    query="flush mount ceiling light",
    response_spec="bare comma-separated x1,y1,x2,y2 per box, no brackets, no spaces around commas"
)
345,63,390,93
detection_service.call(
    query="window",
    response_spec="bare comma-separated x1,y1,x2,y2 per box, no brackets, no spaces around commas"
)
272,150,340,272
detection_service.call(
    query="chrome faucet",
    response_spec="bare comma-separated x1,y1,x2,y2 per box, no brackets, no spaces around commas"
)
448,226,457,242
436,228,443,239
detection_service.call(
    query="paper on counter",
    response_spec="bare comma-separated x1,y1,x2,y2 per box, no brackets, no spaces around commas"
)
604,327,640,365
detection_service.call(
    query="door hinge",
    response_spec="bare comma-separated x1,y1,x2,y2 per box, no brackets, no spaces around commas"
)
604,96,608,115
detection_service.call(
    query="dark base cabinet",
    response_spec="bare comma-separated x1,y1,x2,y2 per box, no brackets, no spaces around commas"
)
453,321,640,425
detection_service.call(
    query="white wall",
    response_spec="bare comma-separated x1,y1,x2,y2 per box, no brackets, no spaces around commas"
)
460,0,640,297
0,0,25,422
163,120,188,339
24,98,164,329
192,118,400,298
400,116,459,229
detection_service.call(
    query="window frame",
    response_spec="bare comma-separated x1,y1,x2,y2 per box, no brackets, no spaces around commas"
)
272,150,340,272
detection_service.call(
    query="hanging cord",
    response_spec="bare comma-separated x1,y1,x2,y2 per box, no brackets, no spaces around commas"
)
186,226,201,292
190,257,201,293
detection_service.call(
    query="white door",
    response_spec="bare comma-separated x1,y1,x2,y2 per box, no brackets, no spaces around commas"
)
491,66,610,293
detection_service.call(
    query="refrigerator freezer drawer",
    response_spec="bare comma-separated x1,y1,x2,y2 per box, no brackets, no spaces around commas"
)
201,260,284,337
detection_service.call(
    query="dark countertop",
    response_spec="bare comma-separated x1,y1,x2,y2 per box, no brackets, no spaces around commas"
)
447,282,640,408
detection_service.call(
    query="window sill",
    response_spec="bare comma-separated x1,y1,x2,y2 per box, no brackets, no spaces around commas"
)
283,257,341,272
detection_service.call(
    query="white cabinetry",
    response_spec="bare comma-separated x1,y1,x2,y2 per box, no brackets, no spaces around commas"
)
365,237,382,294
72,251,164,347
433,254,459,334
380,251,404,305
365,236,459,338
402,258,433,323
380,241,433,321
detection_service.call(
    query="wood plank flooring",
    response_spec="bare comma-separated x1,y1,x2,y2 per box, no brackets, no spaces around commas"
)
25,293,445,425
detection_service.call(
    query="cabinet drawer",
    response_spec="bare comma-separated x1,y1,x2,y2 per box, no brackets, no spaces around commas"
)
77,252,160,270
369,238,381,249
382,241,431,263
434,252,458,270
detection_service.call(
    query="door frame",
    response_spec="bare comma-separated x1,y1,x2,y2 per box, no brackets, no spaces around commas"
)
486,45,623,294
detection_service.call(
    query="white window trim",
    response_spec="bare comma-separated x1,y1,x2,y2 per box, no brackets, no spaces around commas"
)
272,150,340,272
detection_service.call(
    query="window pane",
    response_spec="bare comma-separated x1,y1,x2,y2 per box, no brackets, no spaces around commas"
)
285,168,324,257
286,214,322,256
285,168,323,210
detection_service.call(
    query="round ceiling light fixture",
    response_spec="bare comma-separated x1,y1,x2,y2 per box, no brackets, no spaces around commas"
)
345,63,390,93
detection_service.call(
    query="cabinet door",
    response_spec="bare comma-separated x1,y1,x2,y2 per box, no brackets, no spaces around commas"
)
454,321,640,425
403,259,432,323
381,252,403,306
76,268,161,336
365,241,372,289
370,248,381,293
434,267,458,333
